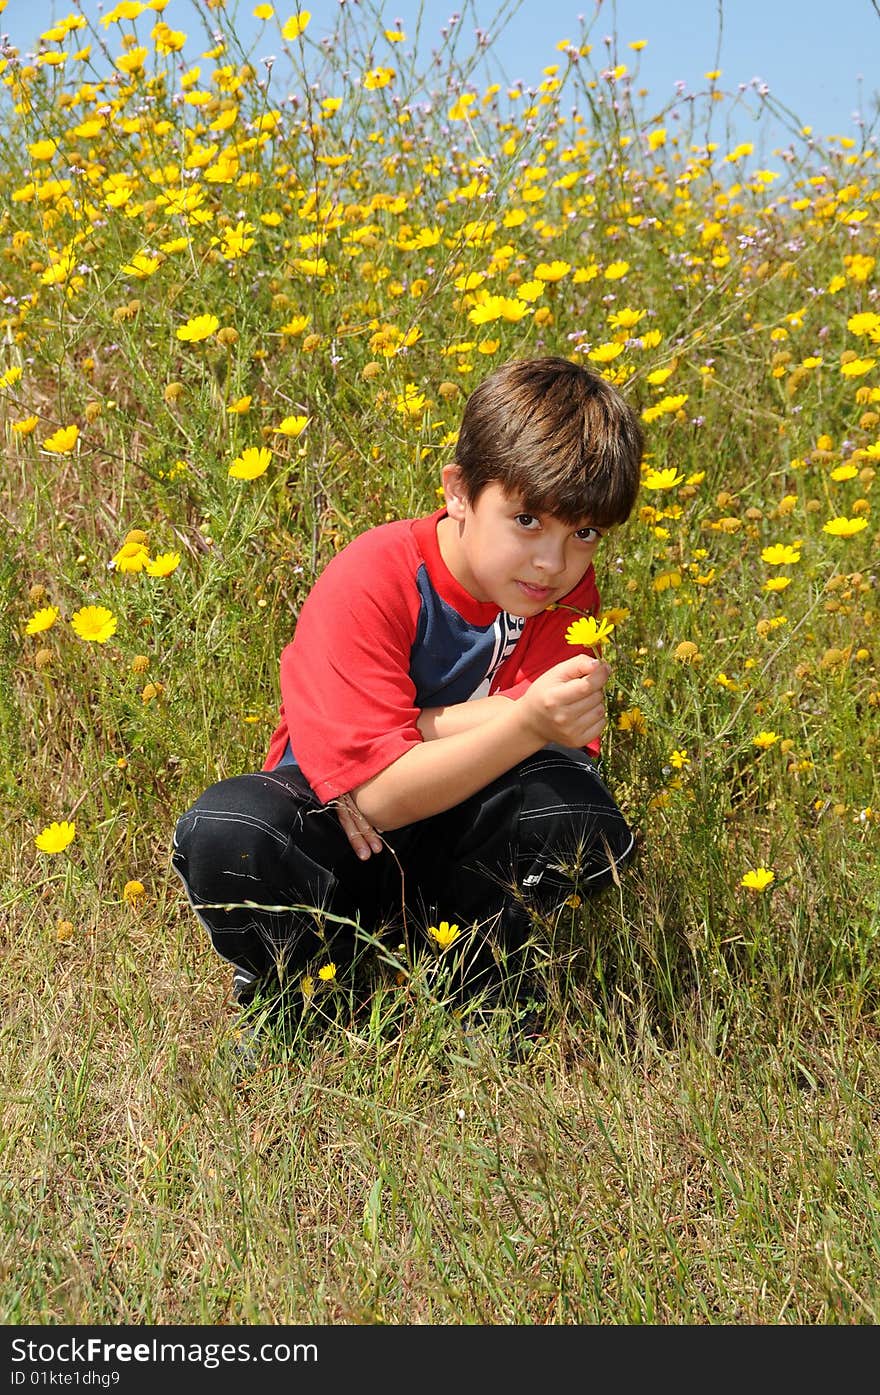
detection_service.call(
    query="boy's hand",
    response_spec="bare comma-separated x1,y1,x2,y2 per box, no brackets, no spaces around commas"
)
519,653,610,750
335,792,384,861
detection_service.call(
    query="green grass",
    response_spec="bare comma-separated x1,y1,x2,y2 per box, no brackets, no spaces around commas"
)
1,0,878,1324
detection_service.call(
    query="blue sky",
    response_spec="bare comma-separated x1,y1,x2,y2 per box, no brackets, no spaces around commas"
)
10,0,880,151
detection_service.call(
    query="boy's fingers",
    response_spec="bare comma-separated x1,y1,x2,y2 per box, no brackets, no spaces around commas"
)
336,796,383,859
560,653,609,683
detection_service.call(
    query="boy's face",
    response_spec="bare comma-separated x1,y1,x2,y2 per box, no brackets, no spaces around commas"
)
438,467,604,616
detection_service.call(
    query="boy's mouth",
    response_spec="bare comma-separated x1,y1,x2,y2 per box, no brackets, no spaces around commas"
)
516,580,554,601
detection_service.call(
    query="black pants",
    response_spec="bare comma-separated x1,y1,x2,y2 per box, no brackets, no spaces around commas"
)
171,746,634,992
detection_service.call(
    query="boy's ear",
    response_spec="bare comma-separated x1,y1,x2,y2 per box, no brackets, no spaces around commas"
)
441,463,468,520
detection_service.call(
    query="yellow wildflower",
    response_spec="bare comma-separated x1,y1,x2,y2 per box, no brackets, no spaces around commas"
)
822,516,868,537
176,314,219,343
111,541,150,573
363,67,394,90
275,415,309,437
753,731,780,749
25,606,60,635
70,606,117,643
741,867,775,892
145,552,181,577
761,543,801,564
35,820,76,853
428,920,460,948
642,467,685,490
565,615,615,647
42,424,79,454
229,446,272,480
282,11,311,40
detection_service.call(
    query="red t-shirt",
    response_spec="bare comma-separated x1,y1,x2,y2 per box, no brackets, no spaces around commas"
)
264,509,602,802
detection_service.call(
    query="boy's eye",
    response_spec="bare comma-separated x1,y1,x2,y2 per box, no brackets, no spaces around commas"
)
575,526,601,543
514,513,539,528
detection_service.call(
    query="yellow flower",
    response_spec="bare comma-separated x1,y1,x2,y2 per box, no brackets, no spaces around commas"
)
840,358,875,378
70,606,117,643
111,541,150,573
28,139,58,161
761,543,801,565
229,446,272,480
42,424,79,454
214,221,256,260
122,251,160,278
603,260,630,280
673,640,701,663
25,605,59,635
145,552,181,577
587,342,624,364
280,314,311,336
533,259,571,282
291,256,328,278
123,879,146,905
12,416,39,436
35,820,76,853
281,10,311,40
115,45,148,75
847,312,880,337
56,919,75,943
176,314,219,343
363,66,395,90
822,516,868,537
318,962,337,982
763,577,791,592
565,615,615,647
275,415,309,437
741,867,775,892
753,731,779,749
642,467,685,490
227,395,252,414
395,385,426,417
468,294,530,325
641,394,689,423
669,748,689,769
0,365,22,389
617,707,647,734
608,307,646,331
428,920,460,948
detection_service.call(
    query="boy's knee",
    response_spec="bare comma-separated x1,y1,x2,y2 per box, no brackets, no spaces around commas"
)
516,752,635,885
172,773,303,890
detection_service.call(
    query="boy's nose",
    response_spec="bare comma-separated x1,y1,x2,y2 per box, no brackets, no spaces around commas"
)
534,547,566,576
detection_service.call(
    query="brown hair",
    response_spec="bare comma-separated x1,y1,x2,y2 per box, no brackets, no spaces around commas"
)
453,355,643,527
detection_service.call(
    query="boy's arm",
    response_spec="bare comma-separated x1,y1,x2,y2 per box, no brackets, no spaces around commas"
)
353,653,610,831
337,696,515,858
416,694,514,740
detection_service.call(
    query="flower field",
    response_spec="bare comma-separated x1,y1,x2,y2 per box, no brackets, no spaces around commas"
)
2,0,879,1324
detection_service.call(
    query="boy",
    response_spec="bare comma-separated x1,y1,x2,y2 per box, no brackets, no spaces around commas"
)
172,356,643,1015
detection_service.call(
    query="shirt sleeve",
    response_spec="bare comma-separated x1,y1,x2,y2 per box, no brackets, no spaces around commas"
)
271,527,424,802
489,566,604,756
